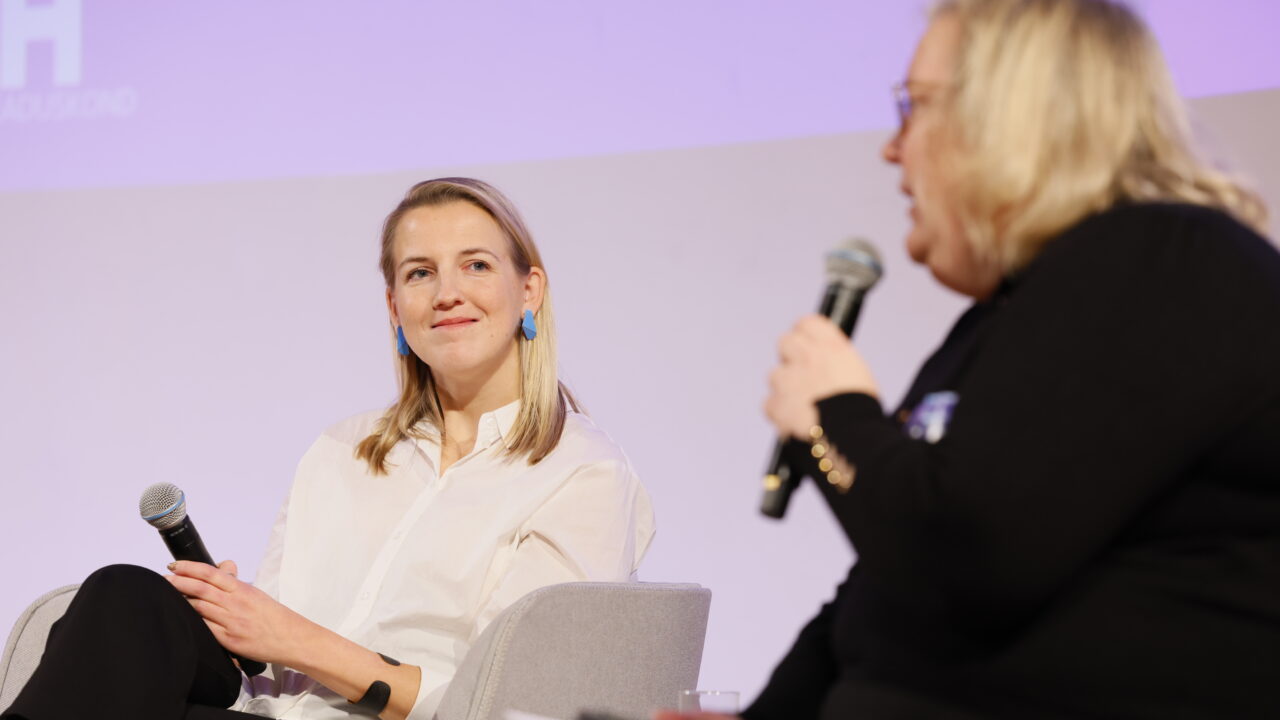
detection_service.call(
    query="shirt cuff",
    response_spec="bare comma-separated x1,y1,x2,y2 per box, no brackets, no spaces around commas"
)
816,392,884,424
814,392,903,473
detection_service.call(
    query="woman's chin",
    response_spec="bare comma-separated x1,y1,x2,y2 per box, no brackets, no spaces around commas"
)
904,230,932,265
423,354,473,380
426,350,500,383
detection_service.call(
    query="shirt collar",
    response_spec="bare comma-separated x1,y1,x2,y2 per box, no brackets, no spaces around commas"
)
414,399,521,450
484,399,521,447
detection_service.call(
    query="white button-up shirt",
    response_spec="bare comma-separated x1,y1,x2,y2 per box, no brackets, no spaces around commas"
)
233,401,655,719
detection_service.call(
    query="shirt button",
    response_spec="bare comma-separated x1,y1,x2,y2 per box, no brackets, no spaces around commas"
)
359,592,371,601
392,531,404,541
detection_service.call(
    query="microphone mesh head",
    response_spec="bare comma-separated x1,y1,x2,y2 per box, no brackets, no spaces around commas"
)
139,482,187,529
826,237,883,291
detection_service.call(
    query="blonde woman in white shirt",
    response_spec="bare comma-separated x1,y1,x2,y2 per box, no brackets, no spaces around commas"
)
2,178,654,720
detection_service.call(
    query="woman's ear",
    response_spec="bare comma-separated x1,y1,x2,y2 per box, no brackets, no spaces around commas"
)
523,267,547,314
385,287,401,328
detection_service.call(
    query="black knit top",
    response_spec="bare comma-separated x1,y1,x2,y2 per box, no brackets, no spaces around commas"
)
746,203,1280,719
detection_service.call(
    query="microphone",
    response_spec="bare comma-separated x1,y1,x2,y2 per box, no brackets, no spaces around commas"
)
139,482,267,676
761,238,883,519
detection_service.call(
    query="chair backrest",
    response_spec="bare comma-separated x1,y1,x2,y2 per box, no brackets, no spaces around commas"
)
436,582,711,720
0,584,78,711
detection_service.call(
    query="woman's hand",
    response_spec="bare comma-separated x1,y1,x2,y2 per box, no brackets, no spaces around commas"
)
169,560,423,719
166,559,311,667
765,314,879,439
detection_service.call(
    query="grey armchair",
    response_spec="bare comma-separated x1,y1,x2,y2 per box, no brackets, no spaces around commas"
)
1,582,711,720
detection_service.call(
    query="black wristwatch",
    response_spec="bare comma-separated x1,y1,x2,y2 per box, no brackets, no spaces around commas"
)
350,653,401,717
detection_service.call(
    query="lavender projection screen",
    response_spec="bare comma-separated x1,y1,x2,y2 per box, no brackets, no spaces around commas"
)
3,0,1279,702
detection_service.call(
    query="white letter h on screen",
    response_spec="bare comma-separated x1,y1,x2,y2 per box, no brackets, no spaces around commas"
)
1,0,83,89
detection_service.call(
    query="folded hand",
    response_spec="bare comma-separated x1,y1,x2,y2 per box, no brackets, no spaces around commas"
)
166,559,310,667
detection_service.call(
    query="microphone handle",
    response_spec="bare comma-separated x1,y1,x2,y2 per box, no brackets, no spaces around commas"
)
760,281,867,519
822,281,866,337
160,517,268,677
760,440,796,519
160,516,215,564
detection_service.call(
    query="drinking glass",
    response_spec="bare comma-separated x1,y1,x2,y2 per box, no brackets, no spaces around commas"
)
677,690,739,713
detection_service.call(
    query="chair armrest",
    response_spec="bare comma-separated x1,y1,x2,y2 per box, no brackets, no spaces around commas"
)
1,584,80,710
438,581,711,720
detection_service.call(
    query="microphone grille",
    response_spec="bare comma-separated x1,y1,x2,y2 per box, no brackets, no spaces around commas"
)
826,237,883,291
139,482,187,529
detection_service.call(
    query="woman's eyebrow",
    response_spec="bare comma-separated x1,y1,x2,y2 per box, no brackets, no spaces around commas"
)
398,248,498,269
397,255,432,269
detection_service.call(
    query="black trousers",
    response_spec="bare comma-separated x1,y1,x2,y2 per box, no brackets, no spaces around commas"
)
2,564,269,720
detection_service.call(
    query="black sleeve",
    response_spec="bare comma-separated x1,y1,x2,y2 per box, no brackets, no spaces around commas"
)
809,206,1280,637
742,570,853,720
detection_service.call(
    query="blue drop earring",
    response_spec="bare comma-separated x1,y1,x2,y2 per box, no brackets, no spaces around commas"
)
396,326,412,356
521,309,538,341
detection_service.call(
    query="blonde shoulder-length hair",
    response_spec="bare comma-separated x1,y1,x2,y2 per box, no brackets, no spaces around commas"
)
932,0,1268,271
356,177,578,474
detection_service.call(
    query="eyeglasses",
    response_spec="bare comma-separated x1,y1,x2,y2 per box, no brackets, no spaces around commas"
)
892,82,914,127
892,80,949,130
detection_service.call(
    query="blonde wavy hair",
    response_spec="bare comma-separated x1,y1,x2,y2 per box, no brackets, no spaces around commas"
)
931,0,1268,271
356,178,578,474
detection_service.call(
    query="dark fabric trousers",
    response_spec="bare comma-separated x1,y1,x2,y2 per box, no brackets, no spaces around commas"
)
2,564,268,720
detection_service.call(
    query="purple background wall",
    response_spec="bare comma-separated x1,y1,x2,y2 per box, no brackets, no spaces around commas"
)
4,0,1280,191
3,0,1279,707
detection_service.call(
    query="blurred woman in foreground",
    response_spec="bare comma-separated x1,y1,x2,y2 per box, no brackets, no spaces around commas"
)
740,0,1278,718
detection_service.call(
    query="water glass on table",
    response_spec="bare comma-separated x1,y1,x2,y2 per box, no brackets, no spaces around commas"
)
677,690,739,714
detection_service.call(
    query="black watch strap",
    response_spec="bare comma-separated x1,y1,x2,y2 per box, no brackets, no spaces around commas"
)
352,680,391,716
350,653,401,716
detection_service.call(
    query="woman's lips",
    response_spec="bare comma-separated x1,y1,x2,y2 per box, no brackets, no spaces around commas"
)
432,318,477,329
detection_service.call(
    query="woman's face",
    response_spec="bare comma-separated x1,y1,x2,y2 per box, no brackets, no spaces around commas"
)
387,201,542,386
883,16,999,298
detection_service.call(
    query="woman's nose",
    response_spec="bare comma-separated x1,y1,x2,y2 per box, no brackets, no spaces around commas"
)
433,272,463,309
882,127,903,164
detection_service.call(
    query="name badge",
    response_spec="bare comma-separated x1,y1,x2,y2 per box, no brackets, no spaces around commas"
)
904,391,959,444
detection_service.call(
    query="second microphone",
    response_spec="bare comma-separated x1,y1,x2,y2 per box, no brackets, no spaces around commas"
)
760,238,882,519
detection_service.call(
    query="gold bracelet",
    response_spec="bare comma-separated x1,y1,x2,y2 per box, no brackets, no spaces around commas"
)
808,425,856,493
